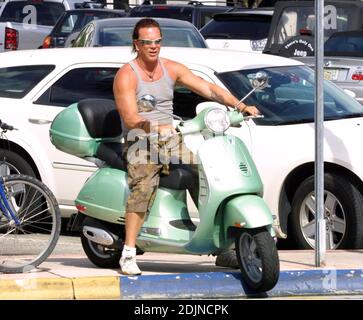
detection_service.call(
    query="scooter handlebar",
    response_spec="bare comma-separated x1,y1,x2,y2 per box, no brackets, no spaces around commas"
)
243,114,264,120
228,110,264,126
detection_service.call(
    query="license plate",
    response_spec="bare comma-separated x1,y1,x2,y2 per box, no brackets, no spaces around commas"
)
324,68,339,81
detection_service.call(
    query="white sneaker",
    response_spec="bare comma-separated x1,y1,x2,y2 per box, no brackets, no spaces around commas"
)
119,256,142,275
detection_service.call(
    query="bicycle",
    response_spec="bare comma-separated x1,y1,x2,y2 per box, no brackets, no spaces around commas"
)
0,120,61,273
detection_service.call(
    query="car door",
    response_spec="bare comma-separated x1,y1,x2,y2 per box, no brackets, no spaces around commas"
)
29,63,121,212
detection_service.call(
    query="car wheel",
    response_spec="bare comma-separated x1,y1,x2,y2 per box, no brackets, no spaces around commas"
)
0,149,35,177
289,173,363,249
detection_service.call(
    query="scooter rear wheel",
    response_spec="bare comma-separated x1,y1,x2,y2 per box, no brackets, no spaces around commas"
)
80,217,121,268
81,234,121,268
235,228,279,292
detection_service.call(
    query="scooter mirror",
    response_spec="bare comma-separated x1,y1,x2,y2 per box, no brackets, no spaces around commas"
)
137,94,157,112
137,94,184,122
251,71,269,89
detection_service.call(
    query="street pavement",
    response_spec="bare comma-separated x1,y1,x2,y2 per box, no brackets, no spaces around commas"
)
0,236,363,299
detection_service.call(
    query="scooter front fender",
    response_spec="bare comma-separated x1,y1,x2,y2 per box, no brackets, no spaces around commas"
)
223,195,275,236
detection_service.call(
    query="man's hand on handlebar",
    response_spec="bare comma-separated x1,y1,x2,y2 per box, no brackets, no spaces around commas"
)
237,104,260,116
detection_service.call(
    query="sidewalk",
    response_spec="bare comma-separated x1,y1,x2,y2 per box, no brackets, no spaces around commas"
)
1,249,363,299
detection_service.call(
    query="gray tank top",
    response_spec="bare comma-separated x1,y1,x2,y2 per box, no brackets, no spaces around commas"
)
122,58,175,138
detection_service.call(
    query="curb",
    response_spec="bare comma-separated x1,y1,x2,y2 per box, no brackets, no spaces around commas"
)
0,276,122,300
0,278,74,300
1,269,363,299
120,269,363,299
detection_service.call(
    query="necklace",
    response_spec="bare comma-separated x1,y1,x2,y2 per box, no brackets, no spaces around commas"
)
136,59,158,81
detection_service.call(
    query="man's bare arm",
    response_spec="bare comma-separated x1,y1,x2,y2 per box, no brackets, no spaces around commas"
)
170,61,259,115
113,66,151,132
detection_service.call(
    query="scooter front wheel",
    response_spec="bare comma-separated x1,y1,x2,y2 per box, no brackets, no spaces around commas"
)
236,228,279,292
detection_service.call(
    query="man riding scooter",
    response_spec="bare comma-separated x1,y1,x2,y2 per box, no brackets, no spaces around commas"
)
113,18,260,275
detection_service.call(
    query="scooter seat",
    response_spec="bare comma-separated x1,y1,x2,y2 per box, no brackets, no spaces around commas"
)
78,98,122,139
96,143,195,190
96,142,127,170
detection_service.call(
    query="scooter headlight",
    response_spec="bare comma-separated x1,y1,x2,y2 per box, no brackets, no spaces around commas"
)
204,108,230,134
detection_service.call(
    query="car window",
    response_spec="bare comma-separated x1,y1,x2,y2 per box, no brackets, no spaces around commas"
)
324,32,363,55
0,1,65,26
218,65,363,126
272,5,362,46
0,65,55,98
34,67,117,107
54,11,125,36
72,23,95,47
162,27,205,47
173,86,209,120
98,26,206,48
99,27,132,46
129,6,194,23
200,8,230,29
201,15,271,40
173,71,213,119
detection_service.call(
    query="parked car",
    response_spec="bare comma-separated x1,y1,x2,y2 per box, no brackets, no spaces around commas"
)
70,17,208,48
263,0,363,58
0,0,104,51
42,8,127,48
200,8,273,52
1,46,363,249
128,2,231,29
293,31,363,106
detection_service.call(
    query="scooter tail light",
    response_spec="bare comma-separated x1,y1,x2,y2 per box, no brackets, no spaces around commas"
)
76,204,87,213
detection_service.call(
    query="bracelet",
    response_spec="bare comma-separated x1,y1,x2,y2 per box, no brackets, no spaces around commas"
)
238,105,247,112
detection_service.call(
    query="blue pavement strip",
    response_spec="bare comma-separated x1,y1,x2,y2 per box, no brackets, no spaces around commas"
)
120,269,363,299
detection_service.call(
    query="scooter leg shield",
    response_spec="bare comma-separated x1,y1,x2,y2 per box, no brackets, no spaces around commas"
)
223,195,276,236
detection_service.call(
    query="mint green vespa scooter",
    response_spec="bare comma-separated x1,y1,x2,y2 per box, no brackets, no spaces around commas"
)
50,72,279,292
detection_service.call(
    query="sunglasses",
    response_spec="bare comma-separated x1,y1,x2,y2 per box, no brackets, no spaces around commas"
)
137,38,162,46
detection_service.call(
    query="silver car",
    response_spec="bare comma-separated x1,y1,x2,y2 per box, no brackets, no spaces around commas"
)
69,17,208,48
295,31,363,105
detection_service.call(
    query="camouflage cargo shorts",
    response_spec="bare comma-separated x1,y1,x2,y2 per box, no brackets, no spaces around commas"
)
122,134,198,214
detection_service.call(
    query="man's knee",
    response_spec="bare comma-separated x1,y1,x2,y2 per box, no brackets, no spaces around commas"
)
126,184,158,214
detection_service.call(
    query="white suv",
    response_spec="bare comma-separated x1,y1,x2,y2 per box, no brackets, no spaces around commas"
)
1,46,363,250
200,9,273,52
0,0,107,51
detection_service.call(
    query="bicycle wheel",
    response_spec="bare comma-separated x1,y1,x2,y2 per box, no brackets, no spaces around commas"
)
0,175,61,273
